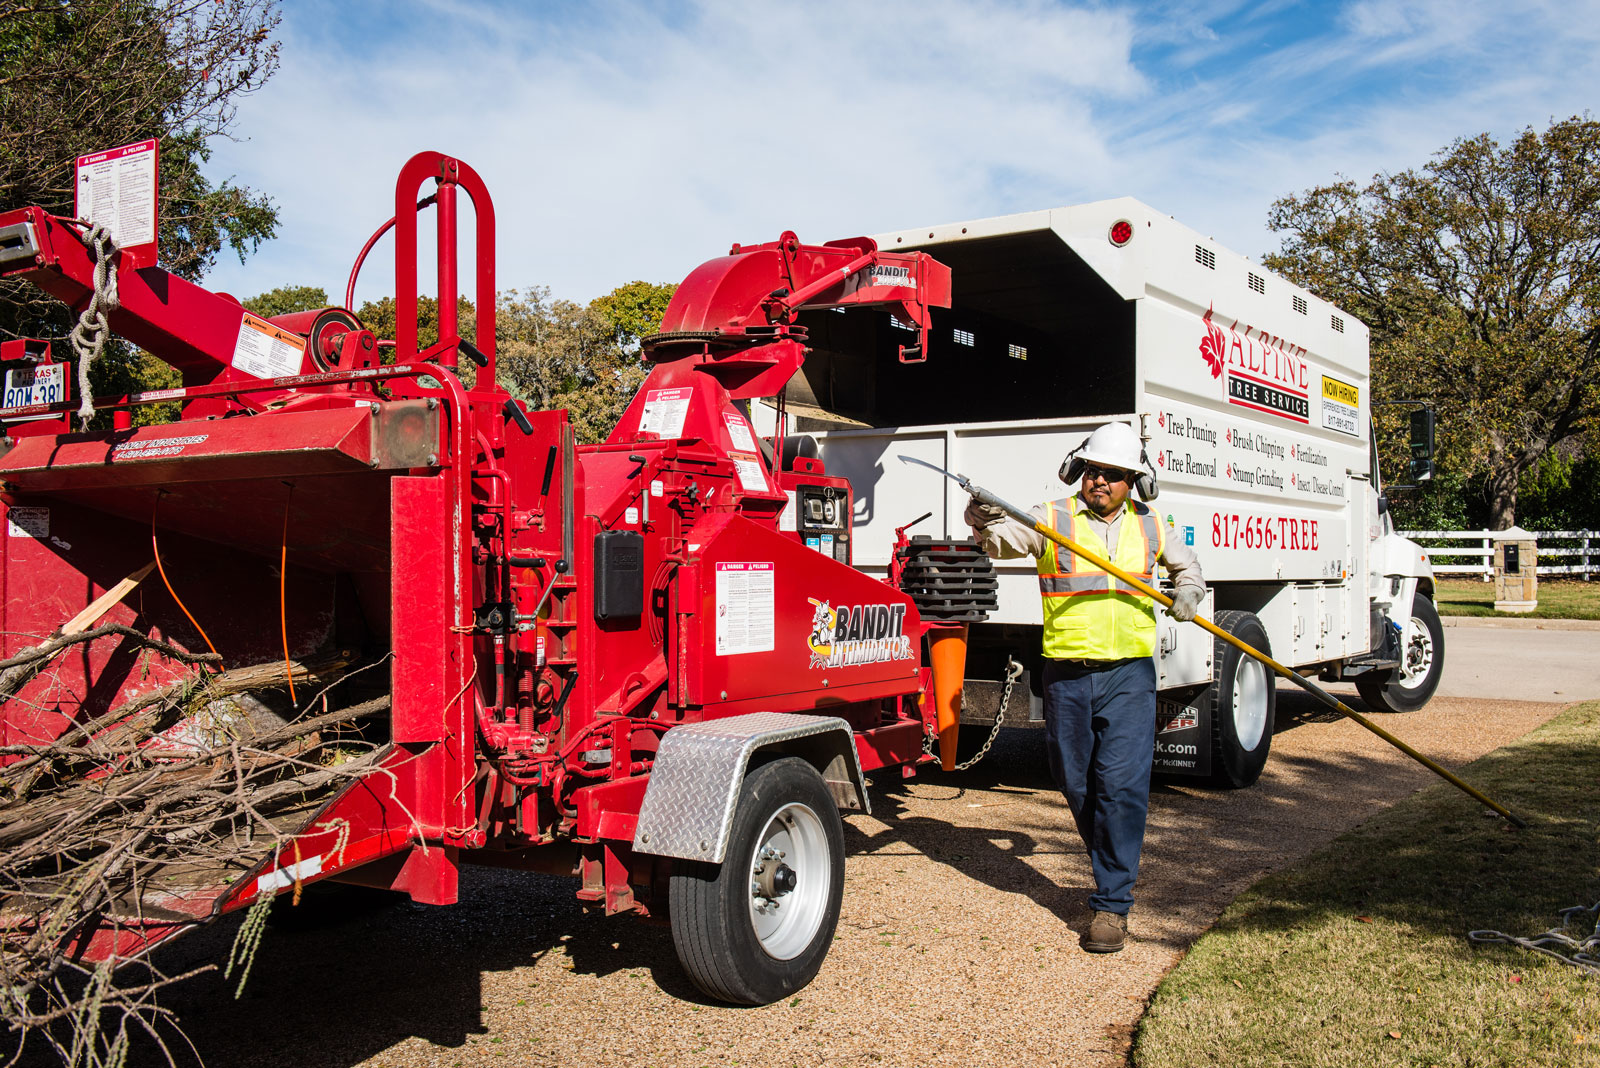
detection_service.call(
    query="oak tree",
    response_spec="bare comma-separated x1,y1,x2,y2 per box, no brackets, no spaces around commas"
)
0,0,282,406
1265,116,1600,527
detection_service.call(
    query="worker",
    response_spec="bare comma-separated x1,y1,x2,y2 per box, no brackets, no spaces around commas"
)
964,421,1204,954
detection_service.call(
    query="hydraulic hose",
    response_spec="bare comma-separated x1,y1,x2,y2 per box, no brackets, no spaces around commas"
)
898,455,1528,828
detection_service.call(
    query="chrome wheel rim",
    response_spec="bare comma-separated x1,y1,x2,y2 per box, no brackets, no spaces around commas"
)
747,802,829,961
1231,653,1270,751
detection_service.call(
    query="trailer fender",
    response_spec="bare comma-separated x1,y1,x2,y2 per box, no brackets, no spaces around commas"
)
633,712,869,863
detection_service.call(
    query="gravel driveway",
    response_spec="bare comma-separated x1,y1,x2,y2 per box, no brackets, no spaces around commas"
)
127,676,1569,1068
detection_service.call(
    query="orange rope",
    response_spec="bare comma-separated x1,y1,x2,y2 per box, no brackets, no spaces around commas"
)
150,493,222,669
280,483,296,703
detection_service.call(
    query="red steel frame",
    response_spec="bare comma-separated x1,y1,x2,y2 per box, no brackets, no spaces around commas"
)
0,152,955,965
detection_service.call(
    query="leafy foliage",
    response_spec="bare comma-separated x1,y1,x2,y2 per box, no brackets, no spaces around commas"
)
242,285,329,319
1267,117,1600,528
0,0,282,413
481,281,674,442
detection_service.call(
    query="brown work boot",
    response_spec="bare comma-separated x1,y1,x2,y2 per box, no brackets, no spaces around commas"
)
1083,910,1128,953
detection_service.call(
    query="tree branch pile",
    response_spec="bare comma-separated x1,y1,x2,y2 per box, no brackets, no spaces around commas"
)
0,630,391,1067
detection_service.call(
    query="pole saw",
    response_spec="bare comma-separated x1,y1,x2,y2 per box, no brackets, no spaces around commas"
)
897,454,1528,828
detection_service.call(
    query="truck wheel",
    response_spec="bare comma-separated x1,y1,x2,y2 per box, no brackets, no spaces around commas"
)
669,756,845,1005
1206,610,1275,789
1356,594,1445,713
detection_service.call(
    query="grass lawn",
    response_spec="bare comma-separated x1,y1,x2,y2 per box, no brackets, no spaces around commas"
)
1133,700,1600,1068
1434,578,1600,620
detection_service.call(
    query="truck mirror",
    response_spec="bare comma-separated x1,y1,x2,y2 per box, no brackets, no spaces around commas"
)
1409,409,1435,461
1407,457,1435,482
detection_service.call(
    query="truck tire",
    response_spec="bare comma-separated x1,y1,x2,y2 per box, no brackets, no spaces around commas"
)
1205,610,1275,789
669,756,845,1005
1356,593,1444,713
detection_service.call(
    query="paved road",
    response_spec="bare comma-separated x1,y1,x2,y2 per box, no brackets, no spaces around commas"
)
115,677,1579,1067
1434,619,1600,701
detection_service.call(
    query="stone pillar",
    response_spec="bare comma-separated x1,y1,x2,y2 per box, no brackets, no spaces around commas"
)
1493,527,1538,613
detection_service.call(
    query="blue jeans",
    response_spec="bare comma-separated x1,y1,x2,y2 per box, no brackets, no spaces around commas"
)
1042,656,1157,915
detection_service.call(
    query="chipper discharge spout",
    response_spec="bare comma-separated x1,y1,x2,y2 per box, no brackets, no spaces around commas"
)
0,146,976,1038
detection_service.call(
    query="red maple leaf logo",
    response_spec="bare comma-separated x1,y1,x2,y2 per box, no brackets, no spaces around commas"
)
1199,305,1225,379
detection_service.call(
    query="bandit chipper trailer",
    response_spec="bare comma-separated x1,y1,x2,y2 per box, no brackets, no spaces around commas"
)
0,151,996,1005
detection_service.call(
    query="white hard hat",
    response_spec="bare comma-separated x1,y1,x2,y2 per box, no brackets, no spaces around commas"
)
1078,422,1144,472
1060,421,1159,499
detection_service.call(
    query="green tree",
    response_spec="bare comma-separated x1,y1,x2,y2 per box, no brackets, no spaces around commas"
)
589,280,677,348
0,0,282,410
242,285,329,319
1266,116,1600,528
496,281,675,442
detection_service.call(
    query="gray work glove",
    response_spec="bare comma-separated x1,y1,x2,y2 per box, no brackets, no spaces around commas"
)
1166,586,1203,622
963,496,1006,529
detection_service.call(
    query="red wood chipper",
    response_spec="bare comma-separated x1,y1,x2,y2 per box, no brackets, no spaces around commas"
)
0,152,997,1005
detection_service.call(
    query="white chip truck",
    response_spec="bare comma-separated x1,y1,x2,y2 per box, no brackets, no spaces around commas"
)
758,200,1442,788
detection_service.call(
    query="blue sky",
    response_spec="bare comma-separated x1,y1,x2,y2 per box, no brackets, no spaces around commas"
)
201,0,1600,307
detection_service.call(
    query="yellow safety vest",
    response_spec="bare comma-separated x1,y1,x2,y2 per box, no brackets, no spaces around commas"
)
1036,495,1166,661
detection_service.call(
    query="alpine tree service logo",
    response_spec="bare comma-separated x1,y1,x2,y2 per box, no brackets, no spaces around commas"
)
1198,306,1311,423
1199,306,1227,379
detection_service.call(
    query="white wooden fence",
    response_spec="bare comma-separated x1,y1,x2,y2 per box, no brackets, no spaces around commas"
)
1398,530,1600,580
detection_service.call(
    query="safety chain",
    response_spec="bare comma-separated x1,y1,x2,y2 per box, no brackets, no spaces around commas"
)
923,655,1024,771
1468,901,1600,975
67,222,120,429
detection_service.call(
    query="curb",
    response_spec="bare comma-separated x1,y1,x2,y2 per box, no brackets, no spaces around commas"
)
1440,615,1600,631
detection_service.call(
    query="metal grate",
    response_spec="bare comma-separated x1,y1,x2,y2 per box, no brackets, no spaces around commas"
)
1007,343,1028,361
1292,295,1308,315
895,537,999,623
1194,245,1216,270
953,328,975,347
1248,272,1265,294
1331,315,1345,333
889,315,915,331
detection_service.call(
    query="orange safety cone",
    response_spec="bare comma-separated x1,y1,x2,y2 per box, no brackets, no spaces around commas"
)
927,624,969,771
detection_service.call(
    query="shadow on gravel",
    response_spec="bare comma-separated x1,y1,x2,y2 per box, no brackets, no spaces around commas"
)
59,687,1449,1067
881,685,1458,954
74,865,700,1068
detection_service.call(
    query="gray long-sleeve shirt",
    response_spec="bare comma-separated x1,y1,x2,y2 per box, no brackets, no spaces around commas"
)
969,496,1205,592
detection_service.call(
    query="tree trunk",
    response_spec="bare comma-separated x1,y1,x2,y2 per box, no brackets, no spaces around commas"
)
1485,461,1520,530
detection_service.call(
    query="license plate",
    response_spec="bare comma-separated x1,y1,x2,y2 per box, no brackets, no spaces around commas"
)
2,363,66,416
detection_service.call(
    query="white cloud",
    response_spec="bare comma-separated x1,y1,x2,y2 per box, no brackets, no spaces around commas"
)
201,0,1600,311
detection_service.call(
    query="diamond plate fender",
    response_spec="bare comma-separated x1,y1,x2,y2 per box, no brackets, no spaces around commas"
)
632,712,870,863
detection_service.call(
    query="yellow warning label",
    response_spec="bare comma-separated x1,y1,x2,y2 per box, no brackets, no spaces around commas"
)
1321,375,1359,407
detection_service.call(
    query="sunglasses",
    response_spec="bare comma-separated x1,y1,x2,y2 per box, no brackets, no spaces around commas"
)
1082,463,1130,485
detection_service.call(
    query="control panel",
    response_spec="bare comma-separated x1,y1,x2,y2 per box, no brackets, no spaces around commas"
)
794,482,852,564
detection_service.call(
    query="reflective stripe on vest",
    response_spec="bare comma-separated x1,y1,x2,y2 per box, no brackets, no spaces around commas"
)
1036,496,1167,660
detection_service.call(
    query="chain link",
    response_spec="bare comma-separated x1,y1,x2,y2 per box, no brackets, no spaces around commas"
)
67,222,120,430
923,655,1024,771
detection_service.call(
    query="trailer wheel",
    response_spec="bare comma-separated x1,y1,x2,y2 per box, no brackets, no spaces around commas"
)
669,756,845,1005
1357,594,1445,713
1206,610,1275,789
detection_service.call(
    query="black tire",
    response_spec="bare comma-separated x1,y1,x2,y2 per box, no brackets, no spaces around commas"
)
1204,610,1276,789
669,756,845,1005
1356,593,1445,713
